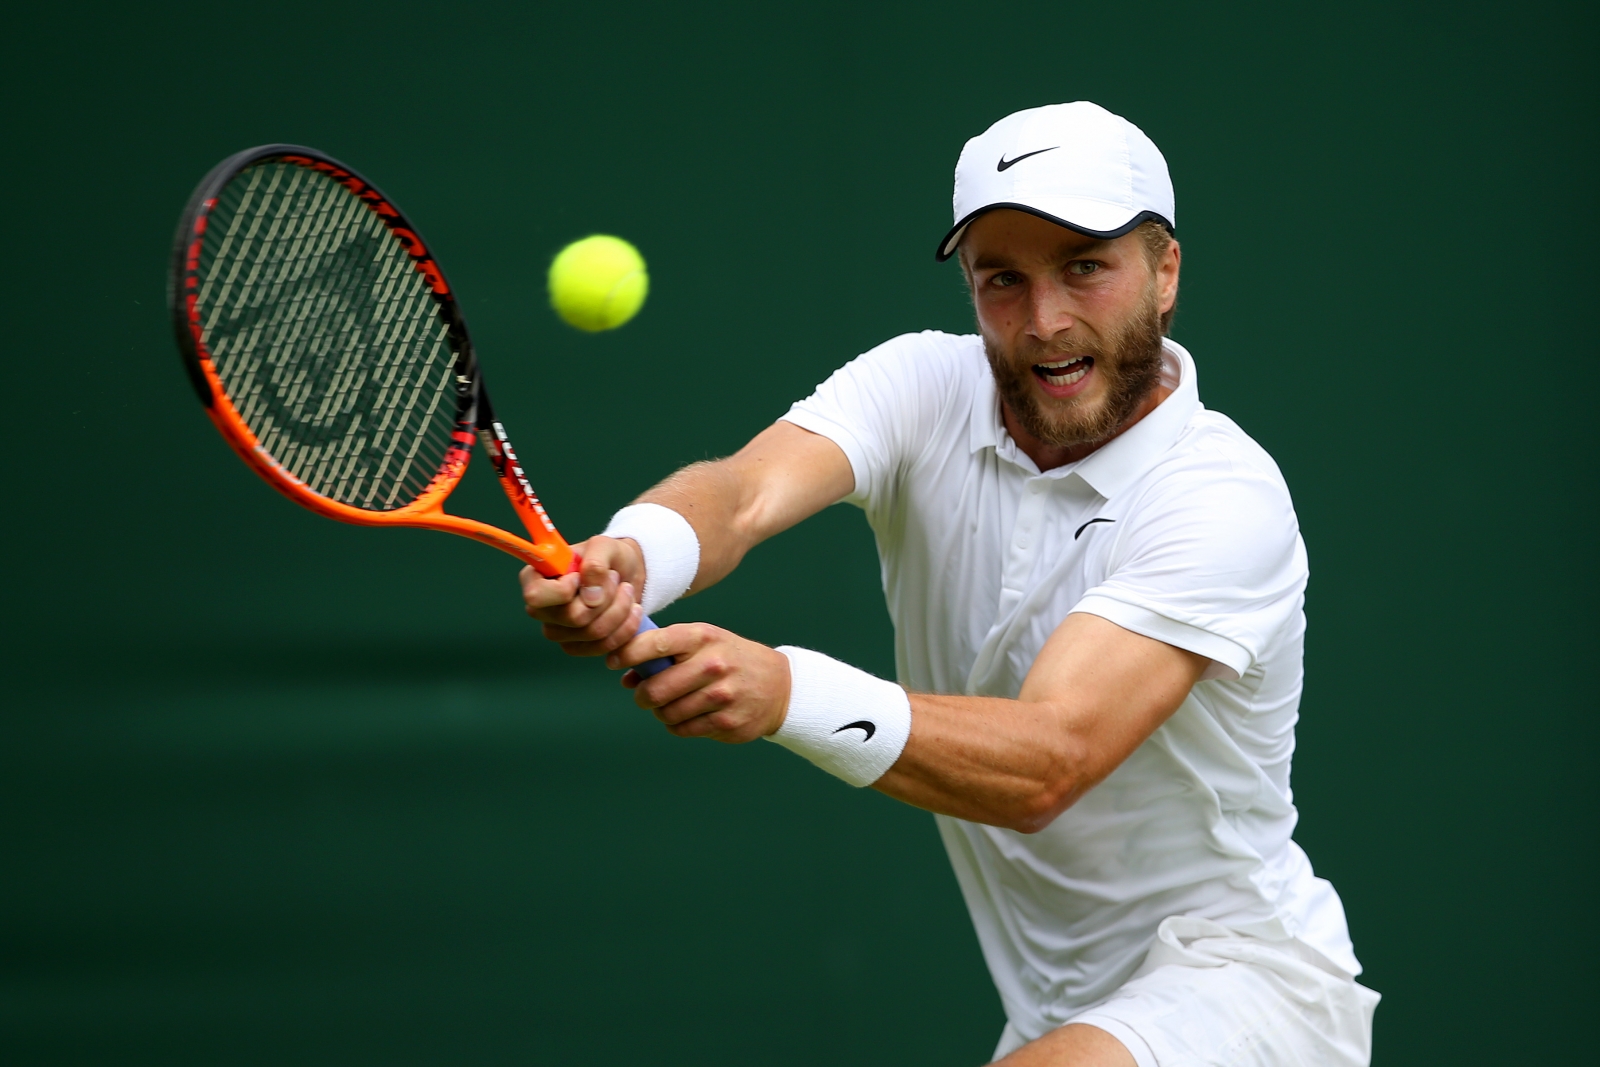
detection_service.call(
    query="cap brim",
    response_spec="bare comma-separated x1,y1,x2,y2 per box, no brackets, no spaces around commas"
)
935,203,1174,262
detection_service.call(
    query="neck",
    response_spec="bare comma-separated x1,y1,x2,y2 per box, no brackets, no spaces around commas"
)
1001,382,1174,472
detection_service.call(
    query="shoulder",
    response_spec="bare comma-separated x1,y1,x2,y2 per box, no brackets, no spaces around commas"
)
1140,409,1294,513
783,331,986,506
1116,409,1302,574
847,329,985,383
1085,409,1307,676
787,330,985,441
1187,409,1291,486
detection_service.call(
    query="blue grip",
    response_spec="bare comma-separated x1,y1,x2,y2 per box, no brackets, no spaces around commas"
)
632,615,675,677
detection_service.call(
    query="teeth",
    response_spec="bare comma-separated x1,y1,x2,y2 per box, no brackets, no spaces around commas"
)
1037,357,1089,386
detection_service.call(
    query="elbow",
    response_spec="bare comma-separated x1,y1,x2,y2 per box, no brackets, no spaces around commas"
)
1001,730,1091,833
1003,779,1083,835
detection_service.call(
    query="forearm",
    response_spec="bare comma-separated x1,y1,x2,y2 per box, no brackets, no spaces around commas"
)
631,421,854,596
874,614,1209,832
634,459,761,593
527,425,849,656
608,612,1207,827
872,693,1090,832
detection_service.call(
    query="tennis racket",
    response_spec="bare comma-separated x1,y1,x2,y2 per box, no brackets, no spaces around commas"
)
168,144,673,676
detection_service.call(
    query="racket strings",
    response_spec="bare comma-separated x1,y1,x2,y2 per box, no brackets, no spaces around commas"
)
194,161,463,511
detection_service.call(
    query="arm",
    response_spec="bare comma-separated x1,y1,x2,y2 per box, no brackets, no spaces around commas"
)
519,421,854,656
610,611,1207,832
875,613,1206,831
634,420,855,594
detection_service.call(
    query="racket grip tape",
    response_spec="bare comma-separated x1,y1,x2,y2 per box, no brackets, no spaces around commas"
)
632,616,674,678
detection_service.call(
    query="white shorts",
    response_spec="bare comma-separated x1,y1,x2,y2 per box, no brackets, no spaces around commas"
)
992,917,1380,1066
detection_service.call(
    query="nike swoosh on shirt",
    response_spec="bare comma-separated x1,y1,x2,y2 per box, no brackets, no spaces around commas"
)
1074,517,1116,540
997,147,1058,171
833,720,876,742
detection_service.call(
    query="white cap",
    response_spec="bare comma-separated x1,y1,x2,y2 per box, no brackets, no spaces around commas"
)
936,101,1175,262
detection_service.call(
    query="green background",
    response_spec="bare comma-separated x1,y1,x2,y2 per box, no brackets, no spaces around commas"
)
1,1,1594,1063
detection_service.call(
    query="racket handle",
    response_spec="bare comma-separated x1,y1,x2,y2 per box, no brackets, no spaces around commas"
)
564,553,672,677
632,615,675,678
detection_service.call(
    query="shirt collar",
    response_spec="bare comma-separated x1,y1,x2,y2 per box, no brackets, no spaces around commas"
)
968,338,1203,498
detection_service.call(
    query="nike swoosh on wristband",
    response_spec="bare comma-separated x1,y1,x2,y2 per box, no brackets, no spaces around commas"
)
997,146,1058,171
833,720,877,742
1075,517,1115,540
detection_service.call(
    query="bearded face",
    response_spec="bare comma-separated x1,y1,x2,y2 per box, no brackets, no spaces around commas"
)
982,276,1167,449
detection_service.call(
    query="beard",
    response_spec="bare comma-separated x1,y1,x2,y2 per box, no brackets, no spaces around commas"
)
983,283,1166,449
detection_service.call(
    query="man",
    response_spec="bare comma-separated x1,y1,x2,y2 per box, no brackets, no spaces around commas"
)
522,102,1379,1065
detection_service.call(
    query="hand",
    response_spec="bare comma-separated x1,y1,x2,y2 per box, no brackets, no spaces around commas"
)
609,623,791,744
519,535,647,657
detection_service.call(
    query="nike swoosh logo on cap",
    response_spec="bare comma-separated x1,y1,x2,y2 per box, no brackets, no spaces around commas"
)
833,720,877,742
997,147,1058,171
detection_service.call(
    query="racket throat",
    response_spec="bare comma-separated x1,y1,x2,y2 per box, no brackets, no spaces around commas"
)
478,421,574,575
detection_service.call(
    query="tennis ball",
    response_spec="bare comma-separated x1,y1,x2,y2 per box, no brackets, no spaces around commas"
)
547,235,649,332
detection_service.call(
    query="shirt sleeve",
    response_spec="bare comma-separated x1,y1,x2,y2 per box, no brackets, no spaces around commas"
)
780,331,974,510
1072,444,1308,681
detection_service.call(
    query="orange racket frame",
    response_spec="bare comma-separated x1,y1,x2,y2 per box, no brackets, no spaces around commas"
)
171,146,675,676
170,145,576,579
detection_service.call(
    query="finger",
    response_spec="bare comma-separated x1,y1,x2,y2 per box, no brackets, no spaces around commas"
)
574,535,643,588
663,706,770,744
607,621,712,674
545,593,643,656
542,584,635,645
646,678,735,725
538,568,619,629
575,534,639,605
665,708,747,741
579,563,614,604
522,569,580,612
520,565,575,601
627,633,733,718
664,709,722,739
599,598,644,653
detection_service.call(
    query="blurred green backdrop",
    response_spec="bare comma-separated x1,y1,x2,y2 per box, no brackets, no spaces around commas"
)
1,1,1594,1063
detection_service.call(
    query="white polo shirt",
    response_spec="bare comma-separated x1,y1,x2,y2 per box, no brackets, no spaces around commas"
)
781,331,1361,1041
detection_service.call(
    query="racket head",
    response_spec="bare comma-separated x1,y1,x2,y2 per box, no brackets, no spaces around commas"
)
169,145,571,571
170,145,478,518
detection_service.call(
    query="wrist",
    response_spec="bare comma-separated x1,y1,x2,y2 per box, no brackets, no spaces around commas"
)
602,503,700,615
765,647,911,788
763,645,792,738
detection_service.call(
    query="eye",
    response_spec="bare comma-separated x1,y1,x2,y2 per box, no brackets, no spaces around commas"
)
990,271,1023,288
1067,261,1100,276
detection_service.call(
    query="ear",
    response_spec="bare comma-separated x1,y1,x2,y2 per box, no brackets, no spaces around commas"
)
1157,239,1181,315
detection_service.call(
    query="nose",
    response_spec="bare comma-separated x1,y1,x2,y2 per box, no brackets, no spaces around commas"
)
1026,277,1075,341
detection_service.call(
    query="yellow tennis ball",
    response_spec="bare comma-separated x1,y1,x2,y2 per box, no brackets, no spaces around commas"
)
547,235,649,332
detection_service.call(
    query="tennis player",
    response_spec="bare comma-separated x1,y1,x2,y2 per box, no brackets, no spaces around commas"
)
522,102,1378,1066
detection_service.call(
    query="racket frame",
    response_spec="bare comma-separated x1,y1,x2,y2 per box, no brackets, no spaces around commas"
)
169,145,575,578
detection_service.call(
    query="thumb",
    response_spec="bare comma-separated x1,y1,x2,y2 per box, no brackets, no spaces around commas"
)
578,553,616,608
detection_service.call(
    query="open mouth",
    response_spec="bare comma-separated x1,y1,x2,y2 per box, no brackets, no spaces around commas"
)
1032,355,1093,388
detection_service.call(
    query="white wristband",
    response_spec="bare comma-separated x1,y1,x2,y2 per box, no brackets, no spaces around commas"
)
767,647,911,788
601,503,701,616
